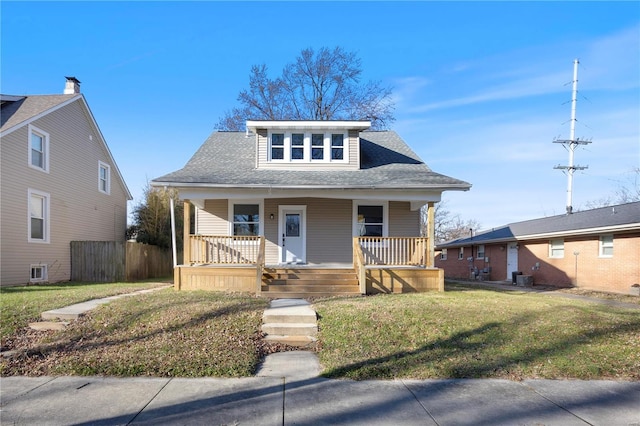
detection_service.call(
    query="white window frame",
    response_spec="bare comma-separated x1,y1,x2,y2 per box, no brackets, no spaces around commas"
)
549,239,564,258
98,161,111,194
228,200,264,240
440,248,448,260
476,244,485,259
268,131,349,163
30,264,48,283
330,133,345,161
458,247,464,260
28,124,50,173
28,189,50,243
352,201,388,238
599,235,613,258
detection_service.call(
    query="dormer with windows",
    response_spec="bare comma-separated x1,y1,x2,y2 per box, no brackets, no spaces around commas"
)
247,120,370,170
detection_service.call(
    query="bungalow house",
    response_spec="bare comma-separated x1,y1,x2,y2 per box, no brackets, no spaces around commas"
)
151,120,471,297
1,77,132,286
434,201,640,294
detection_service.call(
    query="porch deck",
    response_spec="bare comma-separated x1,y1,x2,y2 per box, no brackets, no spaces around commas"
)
173,236,443,296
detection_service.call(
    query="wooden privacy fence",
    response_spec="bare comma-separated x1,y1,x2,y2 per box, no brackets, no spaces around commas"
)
71,241,174,282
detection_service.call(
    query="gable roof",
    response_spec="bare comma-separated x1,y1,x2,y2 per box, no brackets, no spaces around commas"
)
1,94,79,133
152,130,471,191
0,93,132,200
437,201,640,248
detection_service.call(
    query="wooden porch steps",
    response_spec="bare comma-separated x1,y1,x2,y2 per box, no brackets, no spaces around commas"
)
261,267,361,298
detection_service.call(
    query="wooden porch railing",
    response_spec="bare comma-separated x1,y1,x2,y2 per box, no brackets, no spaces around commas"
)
355,237,429,266
353,238,367,294
188,235,263,265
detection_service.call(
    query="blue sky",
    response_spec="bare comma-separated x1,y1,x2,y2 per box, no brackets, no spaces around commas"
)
2,1,638,230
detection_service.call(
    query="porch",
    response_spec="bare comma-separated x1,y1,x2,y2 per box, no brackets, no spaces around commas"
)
173,235,444,296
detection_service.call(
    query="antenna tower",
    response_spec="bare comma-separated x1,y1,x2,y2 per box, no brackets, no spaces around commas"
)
553,59,592,214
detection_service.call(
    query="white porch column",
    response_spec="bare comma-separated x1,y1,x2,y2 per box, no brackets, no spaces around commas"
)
183,199,191,265
427,202,435,267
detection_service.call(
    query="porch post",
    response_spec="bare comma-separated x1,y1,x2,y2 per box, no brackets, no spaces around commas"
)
427,202,435,267
183,199,191,265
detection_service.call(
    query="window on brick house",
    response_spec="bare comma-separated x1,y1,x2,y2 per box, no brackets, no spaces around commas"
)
599,235,613,257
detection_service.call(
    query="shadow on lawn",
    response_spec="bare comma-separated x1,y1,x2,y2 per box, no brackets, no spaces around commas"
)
321,306,640,380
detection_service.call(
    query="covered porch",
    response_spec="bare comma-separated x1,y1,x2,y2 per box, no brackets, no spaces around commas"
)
173,198,443,296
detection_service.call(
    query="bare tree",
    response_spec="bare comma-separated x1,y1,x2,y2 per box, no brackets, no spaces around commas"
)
217,47,395,130
128,185,184,250
584,167,640,209
421,201,481,244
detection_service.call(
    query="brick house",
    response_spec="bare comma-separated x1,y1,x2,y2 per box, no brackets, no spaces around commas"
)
434,201,640,294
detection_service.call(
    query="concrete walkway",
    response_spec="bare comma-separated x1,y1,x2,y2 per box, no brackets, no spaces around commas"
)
2,374,638,425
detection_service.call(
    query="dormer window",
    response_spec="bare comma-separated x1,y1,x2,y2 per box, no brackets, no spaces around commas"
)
271,133,284,160
311,134,324,160
268,131,348,163
331,134,344,160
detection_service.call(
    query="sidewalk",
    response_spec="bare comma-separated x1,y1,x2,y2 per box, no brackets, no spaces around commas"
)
2,372,639,425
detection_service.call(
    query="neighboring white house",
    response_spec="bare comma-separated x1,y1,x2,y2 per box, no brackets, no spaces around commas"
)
1,77,132,286
152,120,471,295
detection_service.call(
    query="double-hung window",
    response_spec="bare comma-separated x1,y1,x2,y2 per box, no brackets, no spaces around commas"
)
29,125,49,172
232,203,261,236
458,247,464,260
331,134,344,160
599,235,613,257
476,244,485,259
99,161,111,194
440,249,448,260
28,189,50,243
311,134,324,160
549,239,564,258
271,133,284,160
291,133,304,160
354,202,387,237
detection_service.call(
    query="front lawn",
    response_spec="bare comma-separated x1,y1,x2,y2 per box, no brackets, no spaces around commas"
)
2,283,638,380
314,286,640,380
1,281,169,349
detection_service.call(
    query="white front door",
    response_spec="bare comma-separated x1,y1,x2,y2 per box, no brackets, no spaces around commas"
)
506,243,519,280
279,206,306,264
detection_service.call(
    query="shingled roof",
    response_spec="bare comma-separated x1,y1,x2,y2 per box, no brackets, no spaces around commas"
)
0,94,78,133
437,201,640,248
152,130,471,190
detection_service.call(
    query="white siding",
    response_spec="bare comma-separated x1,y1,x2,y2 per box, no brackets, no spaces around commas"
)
196,200,228,235
1,100,129,286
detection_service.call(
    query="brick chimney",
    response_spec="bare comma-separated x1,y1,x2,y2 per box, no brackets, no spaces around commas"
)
64,76,81,94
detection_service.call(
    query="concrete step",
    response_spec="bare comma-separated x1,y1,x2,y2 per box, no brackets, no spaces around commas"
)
261,323,318,337
263,311,317,324
29,321,69,331
262,335,317,347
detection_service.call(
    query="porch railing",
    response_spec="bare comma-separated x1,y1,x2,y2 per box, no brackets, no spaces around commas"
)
355,237,429,266
188,235,263,265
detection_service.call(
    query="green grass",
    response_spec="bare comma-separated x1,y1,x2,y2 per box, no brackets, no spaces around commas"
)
2,282,638,380
1,281,169,347
314,286,640,380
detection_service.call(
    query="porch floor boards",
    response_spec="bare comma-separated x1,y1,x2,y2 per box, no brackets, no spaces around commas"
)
261,267,361,298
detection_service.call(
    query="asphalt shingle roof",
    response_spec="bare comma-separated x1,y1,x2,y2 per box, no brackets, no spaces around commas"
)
1,94,78,132
152,130,471,190
438,201,640,247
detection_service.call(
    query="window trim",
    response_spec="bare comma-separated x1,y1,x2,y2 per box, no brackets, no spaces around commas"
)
599,235,614,258
440,248,448,261
28,189,50,243
268,131,348,163
476,244,485,260
352,200,388,238
458,247,464,260
98,161,111,194
228,200,264,240
28,124,50,173
549,239,564,258
30,264,48,283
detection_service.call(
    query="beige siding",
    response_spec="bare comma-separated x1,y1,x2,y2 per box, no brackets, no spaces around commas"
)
348,130,360,168
1,100,129,286
257,129,267,166
389,201,420,237
196,199,228,235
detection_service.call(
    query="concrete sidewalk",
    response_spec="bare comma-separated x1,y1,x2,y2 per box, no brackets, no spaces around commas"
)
1,371,639,425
